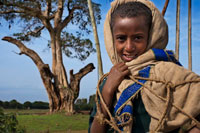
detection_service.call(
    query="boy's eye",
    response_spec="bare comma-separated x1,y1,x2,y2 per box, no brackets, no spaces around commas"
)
135,36,143,40
116,35,126,42
134,35,144,42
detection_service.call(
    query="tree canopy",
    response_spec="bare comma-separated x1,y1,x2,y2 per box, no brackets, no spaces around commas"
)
0,0,101,61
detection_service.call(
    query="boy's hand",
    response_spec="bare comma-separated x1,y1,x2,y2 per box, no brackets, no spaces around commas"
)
102,62,130,104
90,63,129,133
106,62,130,93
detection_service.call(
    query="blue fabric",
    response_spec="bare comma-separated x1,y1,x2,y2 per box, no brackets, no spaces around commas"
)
118,105,132,116
152,48,182,66
152,48,169,61
114,66,151,115
166,50,182,66
114,66,151,131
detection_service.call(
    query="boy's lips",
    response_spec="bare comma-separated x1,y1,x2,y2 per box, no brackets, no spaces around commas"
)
122,54,138,62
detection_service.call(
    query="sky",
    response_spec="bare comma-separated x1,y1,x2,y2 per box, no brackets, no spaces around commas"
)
0,0,200,103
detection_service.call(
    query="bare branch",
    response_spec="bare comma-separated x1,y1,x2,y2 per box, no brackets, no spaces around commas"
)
2,36,57,112
0,10,25,14
70,63,95,99
2,36,44,65
11,50,23,55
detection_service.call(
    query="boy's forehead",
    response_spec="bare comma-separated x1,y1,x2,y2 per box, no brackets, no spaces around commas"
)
113,15,149,28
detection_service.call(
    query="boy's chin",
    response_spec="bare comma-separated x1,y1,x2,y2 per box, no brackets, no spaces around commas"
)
121,56,137,62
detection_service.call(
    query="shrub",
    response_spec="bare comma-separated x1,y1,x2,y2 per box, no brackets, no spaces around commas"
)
0,108,25,133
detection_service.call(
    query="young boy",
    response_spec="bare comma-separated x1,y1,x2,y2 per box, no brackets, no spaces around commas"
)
89,0,200,132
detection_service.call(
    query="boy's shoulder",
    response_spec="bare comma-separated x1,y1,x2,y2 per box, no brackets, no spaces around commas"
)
150,61,199,83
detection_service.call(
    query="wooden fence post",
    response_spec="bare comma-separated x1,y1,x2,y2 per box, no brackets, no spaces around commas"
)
87,0,104,78
175,0,180,60
188,0,192,70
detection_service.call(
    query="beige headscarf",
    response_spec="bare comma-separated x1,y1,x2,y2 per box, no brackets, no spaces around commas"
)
102,0,200,132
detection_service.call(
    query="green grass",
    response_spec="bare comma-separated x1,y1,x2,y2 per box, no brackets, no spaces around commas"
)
4,109,89,133
4,109,49,115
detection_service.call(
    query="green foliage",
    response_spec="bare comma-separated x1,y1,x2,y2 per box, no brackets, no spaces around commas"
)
23,101,32,109
13,26,42,41
61,32,96,61
9,100,23,109
69,0,101,35
0,100,49,109
0,108,25,133
31,101,49,109
3,101,10,109
76,98,87,105
74,95,96,111
89,94,95,105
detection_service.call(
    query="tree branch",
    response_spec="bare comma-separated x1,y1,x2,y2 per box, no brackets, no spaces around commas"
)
3,2,42,17
44,0,52,17
69,63,95,99
67,0,73,12
25,26,45,36
59,6,82,30
2,36,45,66
0,10,25,14
2,36,59,111
54,0,64,28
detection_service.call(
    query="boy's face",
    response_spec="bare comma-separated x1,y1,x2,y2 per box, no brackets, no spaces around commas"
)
113,16,149,62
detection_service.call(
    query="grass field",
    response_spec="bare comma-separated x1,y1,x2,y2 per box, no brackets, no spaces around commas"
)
4,109,89,133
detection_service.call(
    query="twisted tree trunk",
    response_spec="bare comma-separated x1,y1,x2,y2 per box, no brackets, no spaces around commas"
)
2,36,95,113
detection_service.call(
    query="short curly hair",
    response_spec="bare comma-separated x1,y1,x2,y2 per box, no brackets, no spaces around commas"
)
111,2,152,31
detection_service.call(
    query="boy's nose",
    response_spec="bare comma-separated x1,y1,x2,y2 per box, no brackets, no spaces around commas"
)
125,39,135,52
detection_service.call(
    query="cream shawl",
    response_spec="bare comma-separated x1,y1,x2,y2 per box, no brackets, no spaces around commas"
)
99,0,200,132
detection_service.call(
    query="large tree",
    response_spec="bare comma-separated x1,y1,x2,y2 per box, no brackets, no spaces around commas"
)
0,0,101,114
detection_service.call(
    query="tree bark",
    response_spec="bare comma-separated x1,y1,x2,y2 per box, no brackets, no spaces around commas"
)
2,36,60,113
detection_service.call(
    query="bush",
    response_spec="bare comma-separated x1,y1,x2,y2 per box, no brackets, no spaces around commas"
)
0,108,25,133
74,97,95,111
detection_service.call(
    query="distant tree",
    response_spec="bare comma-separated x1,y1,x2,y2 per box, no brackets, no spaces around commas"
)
9,99,22,109
75,99,82,105
23,101,32,109
74,98,89,111
0,0,100,114
81,98,87,105
88,94,95,105
0,100,3,107
32,101,49,109
3,101,10,109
